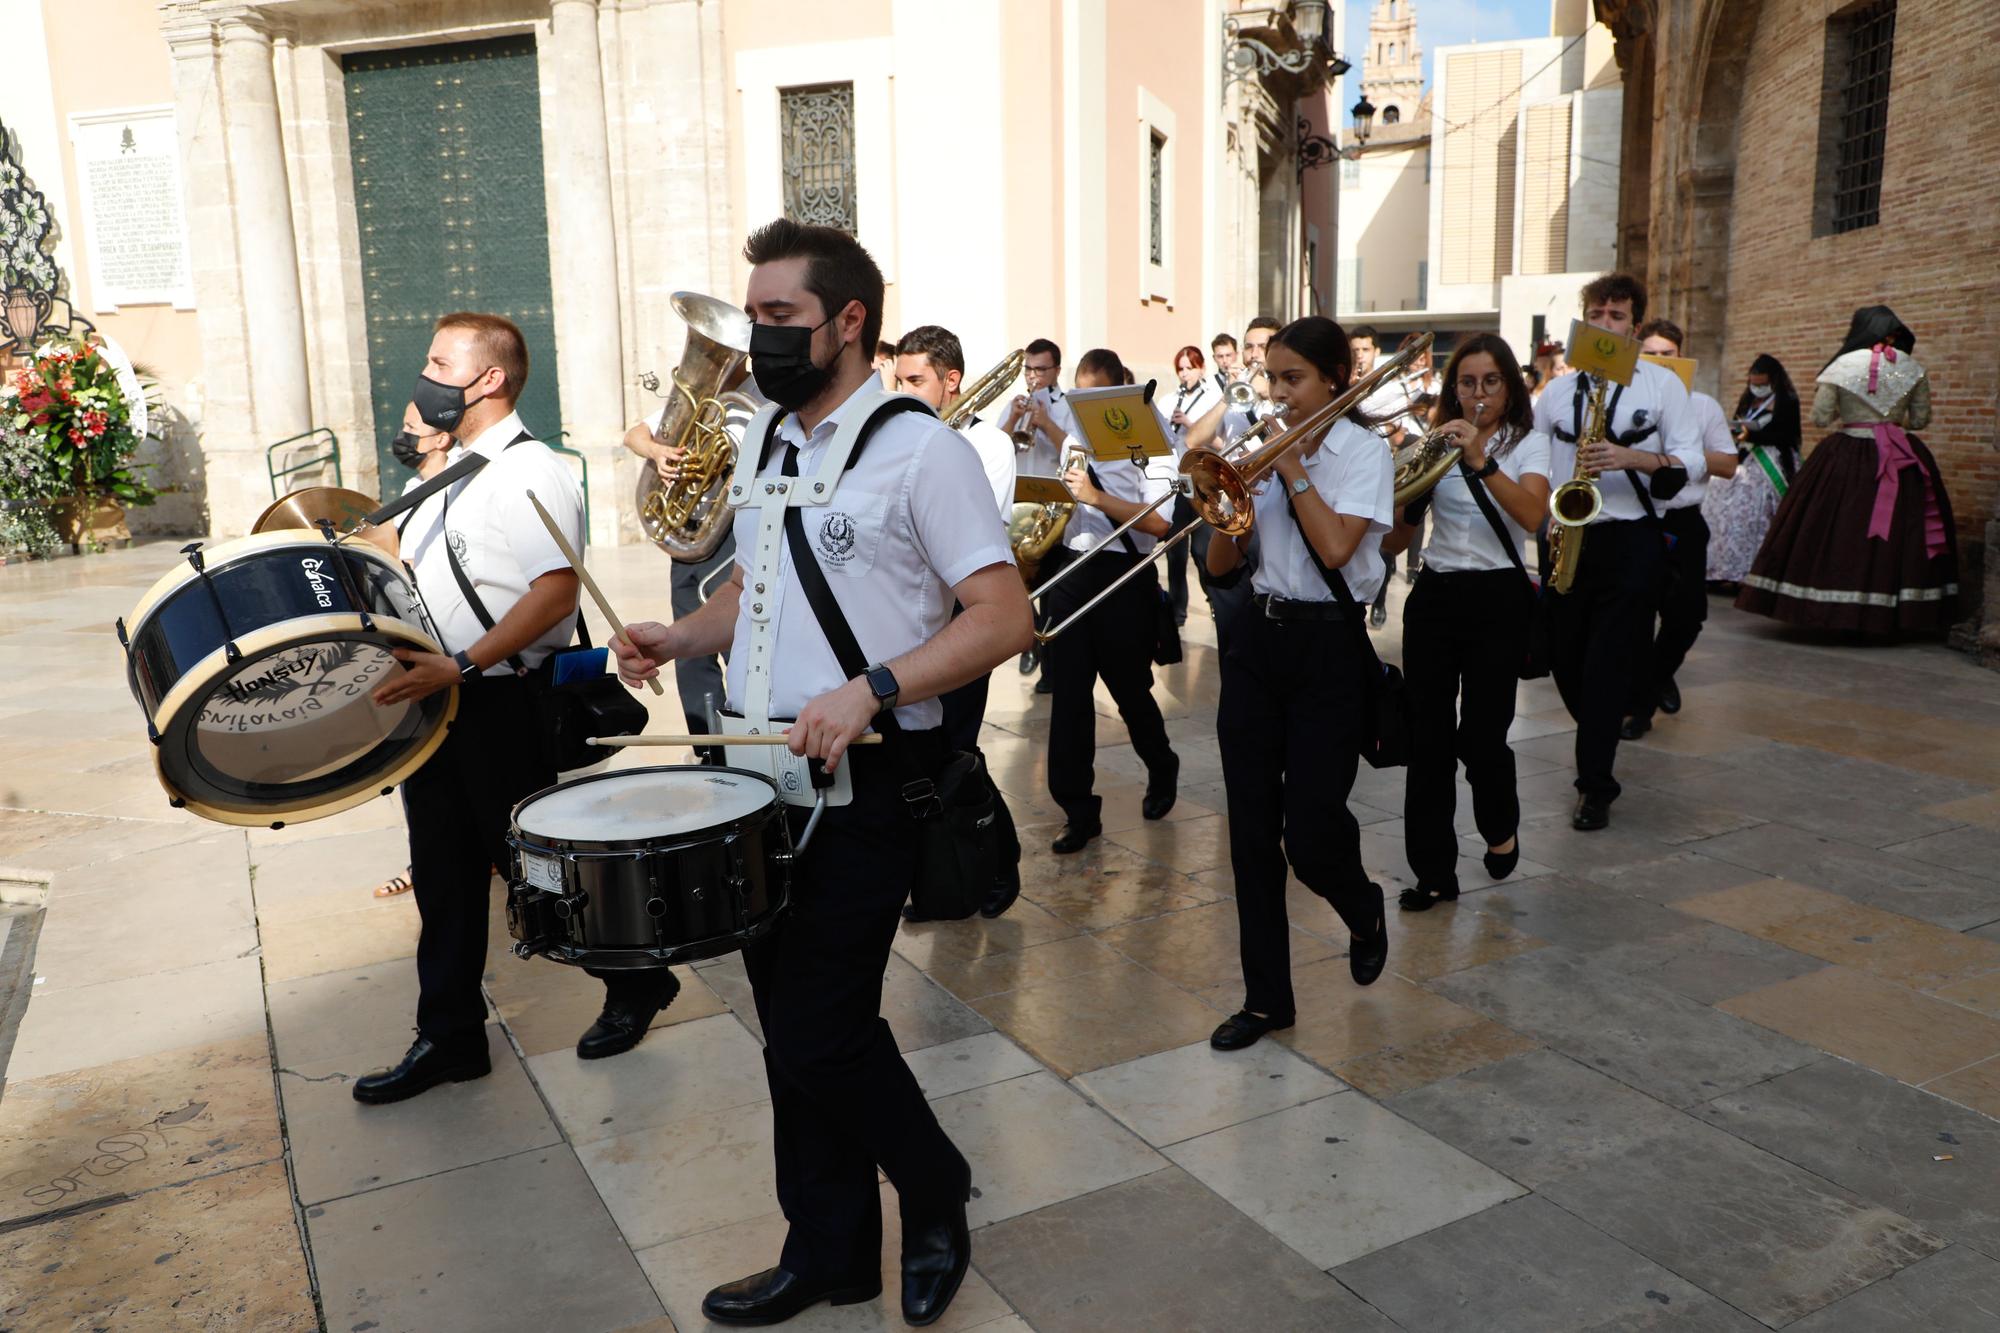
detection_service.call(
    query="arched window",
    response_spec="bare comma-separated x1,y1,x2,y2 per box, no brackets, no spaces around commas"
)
1383,105,1401,124
1387,42,1397,64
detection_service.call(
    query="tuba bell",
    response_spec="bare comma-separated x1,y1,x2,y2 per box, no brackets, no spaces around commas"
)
636,292,757,560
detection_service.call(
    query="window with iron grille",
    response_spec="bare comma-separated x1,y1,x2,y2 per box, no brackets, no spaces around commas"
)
1816,0,1896,236
1148,132,1166,266
780,83,857,233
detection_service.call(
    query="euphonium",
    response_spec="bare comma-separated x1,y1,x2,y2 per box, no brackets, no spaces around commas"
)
947,348,1025,431
636,291,756,560
1008,443,1087,585
1546,377,1610,594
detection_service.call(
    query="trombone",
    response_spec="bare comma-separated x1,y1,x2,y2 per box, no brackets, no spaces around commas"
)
1030,334,1434,644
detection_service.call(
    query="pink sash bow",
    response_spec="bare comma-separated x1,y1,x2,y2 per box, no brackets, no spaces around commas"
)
1859,345,1946,557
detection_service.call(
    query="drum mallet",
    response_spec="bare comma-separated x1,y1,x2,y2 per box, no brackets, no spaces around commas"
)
525,489,664,696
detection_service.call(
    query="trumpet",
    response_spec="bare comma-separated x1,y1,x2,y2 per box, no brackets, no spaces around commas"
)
1031,334,1434,642
1225,379,1258,412
1546,378,1610,594
947,349,1024,431
1006,392,1041,449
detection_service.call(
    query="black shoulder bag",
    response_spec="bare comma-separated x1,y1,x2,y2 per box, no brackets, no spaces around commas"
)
1283,498,1408,769
1459,460,1552,680
1090,461,1182,667
434,432,647,772
776,399,999,921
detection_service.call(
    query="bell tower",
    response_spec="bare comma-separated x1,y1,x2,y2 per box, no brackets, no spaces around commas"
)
1363,0,1424,130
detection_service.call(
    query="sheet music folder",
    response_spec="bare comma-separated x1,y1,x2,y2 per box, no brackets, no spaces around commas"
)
1066,383,1173,464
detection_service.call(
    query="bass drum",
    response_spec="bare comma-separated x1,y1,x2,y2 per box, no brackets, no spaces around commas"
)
119,531,457,827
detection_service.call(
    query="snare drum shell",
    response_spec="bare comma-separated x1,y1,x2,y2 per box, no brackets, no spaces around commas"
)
505,766,791,969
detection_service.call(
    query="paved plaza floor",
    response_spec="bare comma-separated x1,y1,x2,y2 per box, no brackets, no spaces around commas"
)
4,539,2000,1331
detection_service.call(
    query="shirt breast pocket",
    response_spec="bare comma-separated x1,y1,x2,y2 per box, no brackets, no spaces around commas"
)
805,490,889,579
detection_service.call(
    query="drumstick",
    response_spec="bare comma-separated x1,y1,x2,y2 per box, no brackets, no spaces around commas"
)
525,489,665,696
590,734,885,748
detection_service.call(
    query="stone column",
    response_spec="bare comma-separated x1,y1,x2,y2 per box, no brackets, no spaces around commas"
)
545,0,627,545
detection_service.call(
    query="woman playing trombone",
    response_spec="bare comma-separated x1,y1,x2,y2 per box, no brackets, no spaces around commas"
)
1385,334,1550,911
1203,317,1394,1052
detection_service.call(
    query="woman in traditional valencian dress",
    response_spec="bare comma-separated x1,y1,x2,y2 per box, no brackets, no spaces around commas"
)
1737,307,1959,633
1703,354,1800,594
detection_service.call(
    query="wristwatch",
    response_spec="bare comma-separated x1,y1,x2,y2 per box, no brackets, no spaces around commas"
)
862,662,900,715
1472,457,1501,480
1289,476,1313,496
452,649,480,679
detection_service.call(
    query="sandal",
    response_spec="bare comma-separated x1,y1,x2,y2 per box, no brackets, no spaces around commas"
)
1397,884,1458,913
372,872,414,899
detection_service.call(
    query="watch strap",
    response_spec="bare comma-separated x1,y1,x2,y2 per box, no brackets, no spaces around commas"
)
453,648,479,678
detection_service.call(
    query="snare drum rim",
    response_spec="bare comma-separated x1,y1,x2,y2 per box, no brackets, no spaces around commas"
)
125,530,407,634
151,613,458,827
508,764,785,856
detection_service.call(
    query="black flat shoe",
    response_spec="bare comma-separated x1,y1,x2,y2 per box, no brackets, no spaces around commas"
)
1369,600,1388,629
1619,715,1651,741
1660,679,1682,714
1482,841,1520,880
1033,676,1054,695
577,973,681,1060
1210,1010,1294,1050
1050,821,1101,854
979,873,1020,919
1397,884,1458,912
1350,888,1388,986
901,1200,971,1326
1017,648,1039,676
701,1266,880,1326
1572,794,1610,831
1142,754,1179,820
352,1035,490,1105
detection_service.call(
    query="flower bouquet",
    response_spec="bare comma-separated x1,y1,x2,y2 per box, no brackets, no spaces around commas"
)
0,337,155,552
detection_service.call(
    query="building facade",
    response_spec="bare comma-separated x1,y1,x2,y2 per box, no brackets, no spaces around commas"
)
1,0,1346,545
1597,0,2000,648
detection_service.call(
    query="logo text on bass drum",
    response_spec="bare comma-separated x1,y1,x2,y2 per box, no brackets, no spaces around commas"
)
300,557,335,608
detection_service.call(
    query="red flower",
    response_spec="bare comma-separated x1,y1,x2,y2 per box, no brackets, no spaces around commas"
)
68,428,85,447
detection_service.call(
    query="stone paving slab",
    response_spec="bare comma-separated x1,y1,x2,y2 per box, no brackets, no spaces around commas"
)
1786,1245,2000,1331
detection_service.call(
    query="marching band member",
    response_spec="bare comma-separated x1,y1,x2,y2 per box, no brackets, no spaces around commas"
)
1624,319,1739,737
1386,334,1550,910
1242,316,1280,407
1001,338,1077,478
354,314,677,1106
1210,332,1242,397
615,220,1031,1328
1165,344,1223,625
1532,275,1704,831
1204,316,1393,1052
1041,347,1180,854
893,324,1022,917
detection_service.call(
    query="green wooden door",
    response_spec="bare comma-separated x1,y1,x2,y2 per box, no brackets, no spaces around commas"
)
344,36,562,484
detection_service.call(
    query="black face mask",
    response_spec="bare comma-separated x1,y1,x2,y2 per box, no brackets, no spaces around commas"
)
390,431,425,470
749,315,837,411
412,370,492,432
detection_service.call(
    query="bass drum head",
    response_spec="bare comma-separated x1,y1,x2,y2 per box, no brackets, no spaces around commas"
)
152,616,456,827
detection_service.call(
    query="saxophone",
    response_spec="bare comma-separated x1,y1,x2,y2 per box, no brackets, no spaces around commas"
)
1546,376,1610,594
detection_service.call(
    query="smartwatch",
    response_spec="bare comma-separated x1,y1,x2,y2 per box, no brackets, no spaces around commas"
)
1289,476,1313,496
862,662,900,715
452,649,480,679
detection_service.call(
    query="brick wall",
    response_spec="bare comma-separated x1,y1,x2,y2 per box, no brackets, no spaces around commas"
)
1623,0,2000,640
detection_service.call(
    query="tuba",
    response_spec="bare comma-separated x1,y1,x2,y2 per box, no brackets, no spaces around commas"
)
1546,377,1609,594
636,292,757,560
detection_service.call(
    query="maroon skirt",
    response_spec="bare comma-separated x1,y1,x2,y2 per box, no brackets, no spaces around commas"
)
1736,430,1959,633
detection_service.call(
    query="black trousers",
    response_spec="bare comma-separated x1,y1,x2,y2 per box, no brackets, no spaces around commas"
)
1217,610,1377,1022
670,532,736,733
1164,494,1196,622
1042,547,1176,823
404,676,665,1044
1630,506,1709,723
1546,519,1665,800
1402,569,1529,892
1193,526,1260,653
743,735,971,1279
940,668,1021,881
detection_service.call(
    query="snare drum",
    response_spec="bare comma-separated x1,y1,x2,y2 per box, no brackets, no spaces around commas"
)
118,530,456,827
506,765,792,970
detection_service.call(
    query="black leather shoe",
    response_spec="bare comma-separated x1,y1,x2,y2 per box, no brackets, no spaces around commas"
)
1210,1010,1294,1050
1142,755,1179,821
701,1266,880,1326
980,872,1021,919
577,973,681,1060
1572,794,1611,831
1050,821,1101,854
1619,715,1651,741
1017,648,1038,676
1660,679,1682,714
1369,599,1388,629
1482,840,1521,881
352,1035,490,1105
1350,888,1388,986
901,1201,971,1326
1033,675,1054,695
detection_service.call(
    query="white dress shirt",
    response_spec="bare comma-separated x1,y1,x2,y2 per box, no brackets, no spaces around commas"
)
725,378,1013,730
1165,379,1222,456
401,411,583,673
1247,418,1394,603
1533,360,1706,523
1666,391,1734,510
1059,445,1174,556
960,412,1018,519
1421,427,1554,573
